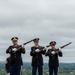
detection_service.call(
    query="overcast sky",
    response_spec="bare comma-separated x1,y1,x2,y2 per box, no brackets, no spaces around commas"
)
0,0,75,63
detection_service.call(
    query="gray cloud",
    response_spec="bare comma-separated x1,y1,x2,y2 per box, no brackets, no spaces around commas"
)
0,0,75,63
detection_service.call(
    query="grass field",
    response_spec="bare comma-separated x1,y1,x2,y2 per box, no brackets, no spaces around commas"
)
0,62,75,75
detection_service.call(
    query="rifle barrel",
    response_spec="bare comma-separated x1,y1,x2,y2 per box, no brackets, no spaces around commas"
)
60,42,72,49
23,40,33,45
45,42,72,50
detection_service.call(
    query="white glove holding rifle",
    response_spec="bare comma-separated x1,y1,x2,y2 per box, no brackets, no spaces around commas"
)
51,51,56,55
58,48,62,53
21,44,25,48
53,48,62,54
12,48,17,52
35,49,40,53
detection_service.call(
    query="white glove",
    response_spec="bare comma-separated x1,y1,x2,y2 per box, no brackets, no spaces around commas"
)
22,44,24,48
51,51,56,55
12,48,17,52
59,48,61,50
7,73,10,75
35,49,40,53
58,48,62,53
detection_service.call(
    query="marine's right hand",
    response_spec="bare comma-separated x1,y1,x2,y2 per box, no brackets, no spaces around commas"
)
12,48,17,52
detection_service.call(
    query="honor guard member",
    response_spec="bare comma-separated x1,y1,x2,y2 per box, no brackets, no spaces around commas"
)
30,38,46,75
6,37,25,75
45,41,63,75
5,57,10,75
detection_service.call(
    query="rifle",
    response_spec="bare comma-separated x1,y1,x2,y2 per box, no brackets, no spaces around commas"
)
59,42,72,49
23,40,33,45
33,42,72,52
46,42,72,51
13,39,34,53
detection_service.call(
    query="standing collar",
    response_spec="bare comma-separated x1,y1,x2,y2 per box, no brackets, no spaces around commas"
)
13,44,18,47
34,45,39,47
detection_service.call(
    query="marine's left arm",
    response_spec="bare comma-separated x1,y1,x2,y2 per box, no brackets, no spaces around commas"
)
58,49,63,57
20,45,26,54
40,48,46,55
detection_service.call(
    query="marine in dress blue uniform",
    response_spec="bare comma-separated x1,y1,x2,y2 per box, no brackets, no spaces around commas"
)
30,38,46,75
6,37,25,75
45,41,63,75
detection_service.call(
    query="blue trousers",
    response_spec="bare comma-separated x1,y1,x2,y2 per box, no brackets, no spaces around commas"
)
10,65,21,75
49,66,58,75
32,66,43,75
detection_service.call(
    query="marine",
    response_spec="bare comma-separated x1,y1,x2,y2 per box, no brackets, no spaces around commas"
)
30,38,46,75
45,41,63,75
6,37,25,75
